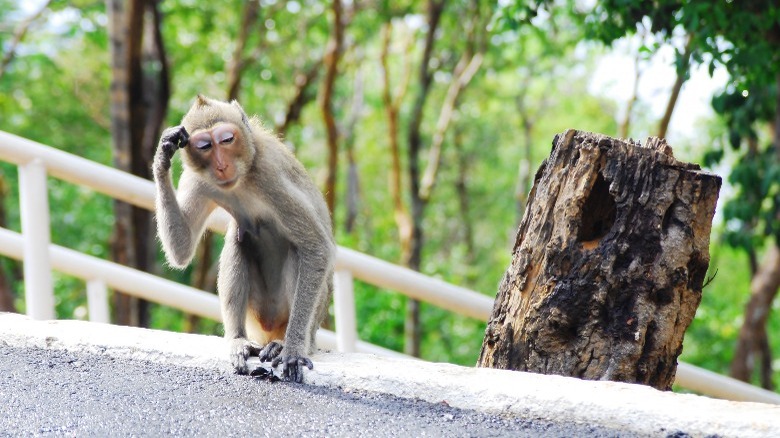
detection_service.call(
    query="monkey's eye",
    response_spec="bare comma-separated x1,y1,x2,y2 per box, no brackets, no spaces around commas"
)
218,133,234,145
195,139,212,151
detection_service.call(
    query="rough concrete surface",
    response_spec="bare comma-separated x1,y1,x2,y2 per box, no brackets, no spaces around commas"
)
2,345,609,437
2,312,779,437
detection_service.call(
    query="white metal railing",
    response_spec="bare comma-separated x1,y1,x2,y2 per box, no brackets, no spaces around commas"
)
17,158,54,319
1,129,779,404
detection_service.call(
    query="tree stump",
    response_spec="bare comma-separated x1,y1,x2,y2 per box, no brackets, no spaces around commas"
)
477,130,722,390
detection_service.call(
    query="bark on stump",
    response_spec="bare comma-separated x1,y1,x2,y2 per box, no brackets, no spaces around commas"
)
478,130,721,390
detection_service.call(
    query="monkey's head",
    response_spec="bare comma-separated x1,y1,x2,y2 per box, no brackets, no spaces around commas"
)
179,95,257,189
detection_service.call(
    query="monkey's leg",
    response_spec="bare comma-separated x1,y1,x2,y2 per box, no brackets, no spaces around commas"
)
257,245,297,364
271,250,330,383
218,229,261,375
310,272,334,350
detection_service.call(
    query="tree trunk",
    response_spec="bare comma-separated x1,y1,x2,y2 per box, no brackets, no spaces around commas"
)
107,0,138,326
403,0,445,358
343,60,364,234
418,51,483,201
225,0,260,102
657,34,693,139
453,128,475,261
0,176,18,312
320,0,345,215
276,59,322,137
136,0,169,328
107,0,169,327
380,21,414,265
478,130,721,391
731,245,780,390
0,264,15,312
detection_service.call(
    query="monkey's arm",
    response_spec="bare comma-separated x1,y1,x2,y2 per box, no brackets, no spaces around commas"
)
153,127,216,268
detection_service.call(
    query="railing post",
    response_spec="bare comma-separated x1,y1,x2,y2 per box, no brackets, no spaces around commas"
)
333,270,357,353
18,159,55,320
87,278,110,323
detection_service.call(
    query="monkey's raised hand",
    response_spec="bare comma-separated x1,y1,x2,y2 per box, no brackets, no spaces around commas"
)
154,125,189,172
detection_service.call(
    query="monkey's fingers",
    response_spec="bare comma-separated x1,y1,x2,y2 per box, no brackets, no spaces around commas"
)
175,127,190,149
159,125,189,153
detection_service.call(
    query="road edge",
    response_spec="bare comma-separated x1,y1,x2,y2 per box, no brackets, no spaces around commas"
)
2,313,778,437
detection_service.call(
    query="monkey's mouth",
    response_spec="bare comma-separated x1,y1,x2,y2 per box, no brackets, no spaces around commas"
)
215,176,238,189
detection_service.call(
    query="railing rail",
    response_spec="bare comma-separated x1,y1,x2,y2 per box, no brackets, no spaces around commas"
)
0,226,406,359
1,129,778,404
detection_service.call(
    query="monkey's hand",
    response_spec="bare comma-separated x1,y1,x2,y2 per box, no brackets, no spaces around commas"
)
228,338,263,375
154,125,189,173
268,344,313,384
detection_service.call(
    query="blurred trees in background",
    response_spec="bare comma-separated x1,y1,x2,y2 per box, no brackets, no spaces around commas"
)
0,0,778,390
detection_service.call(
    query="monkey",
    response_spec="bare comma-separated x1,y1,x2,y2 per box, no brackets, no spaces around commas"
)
152,95,335,383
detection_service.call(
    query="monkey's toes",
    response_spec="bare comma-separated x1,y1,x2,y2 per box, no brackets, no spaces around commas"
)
246,341,264,356
228,338,259,375
230,353,250,375
258,341,283,362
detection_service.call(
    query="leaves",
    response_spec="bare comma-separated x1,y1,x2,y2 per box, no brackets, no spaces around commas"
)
0,0,777,377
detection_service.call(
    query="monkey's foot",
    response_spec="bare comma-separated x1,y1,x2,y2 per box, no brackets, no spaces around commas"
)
229,338,263,375
272,353,314,384
257,341,283,362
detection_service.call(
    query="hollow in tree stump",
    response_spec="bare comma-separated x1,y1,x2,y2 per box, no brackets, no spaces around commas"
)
477,130,722,390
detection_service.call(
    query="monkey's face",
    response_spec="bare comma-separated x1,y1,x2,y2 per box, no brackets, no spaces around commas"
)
185,123,250,189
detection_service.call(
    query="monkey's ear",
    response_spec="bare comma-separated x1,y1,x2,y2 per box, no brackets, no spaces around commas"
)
231,99,251,129
195,95,210,107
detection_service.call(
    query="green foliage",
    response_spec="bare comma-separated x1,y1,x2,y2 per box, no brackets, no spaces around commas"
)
584,0,780,258
709,81,780,255
712,86,776,149
584,0,780,82
722,146,780,251
0,0,774,383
